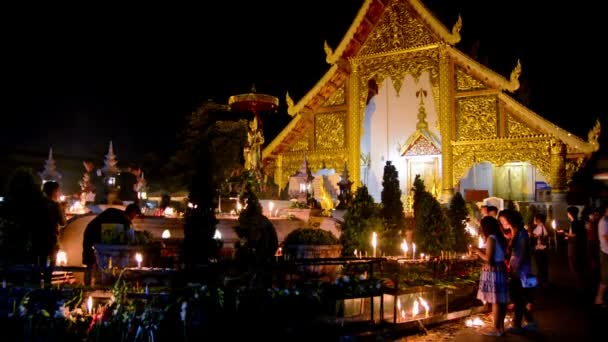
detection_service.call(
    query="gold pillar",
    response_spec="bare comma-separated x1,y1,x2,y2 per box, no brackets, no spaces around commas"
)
439,46,454,201
550,138,568,231
550,139,567,193
274,154,285,191
348,60,361,189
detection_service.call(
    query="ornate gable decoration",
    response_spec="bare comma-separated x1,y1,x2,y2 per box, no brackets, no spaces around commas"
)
455,67,487,91
359,0,440,56
400,88,441,156
402,135,441,156
322,84,346,107
506,113,539,137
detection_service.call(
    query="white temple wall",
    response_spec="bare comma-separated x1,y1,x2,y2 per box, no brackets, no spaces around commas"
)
361,71,439,202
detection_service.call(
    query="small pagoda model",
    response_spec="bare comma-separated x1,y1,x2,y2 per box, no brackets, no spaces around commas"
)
39,147,62,184
336,162,353,209
288,154,314,203
101,141,119,185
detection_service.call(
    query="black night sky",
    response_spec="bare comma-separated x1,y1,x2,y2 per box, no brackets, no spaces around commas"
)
1,0,607,192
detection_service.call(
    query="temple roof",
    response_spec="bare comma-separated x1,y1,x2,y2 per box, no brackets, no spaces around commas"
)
263,0,600,162
325,0,461,64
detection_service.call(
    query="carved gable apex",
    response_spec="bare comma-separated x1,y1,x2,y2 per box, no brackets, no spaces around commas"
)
359,0,440,56
401,132,441,156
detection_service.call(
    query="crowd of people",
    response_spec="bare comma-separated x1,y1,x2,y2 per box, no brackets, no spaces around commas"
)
469,204,608,336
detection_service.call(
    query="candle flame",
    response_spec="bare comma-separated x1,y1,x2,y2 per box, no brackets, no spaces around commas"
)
162,229,171,239
87,296,93,314
552,219,557,229
412,299,419,317
418,297,430,317
135,253,143,263
213,229,222,240
400,240,409,254
56,250,67,266
269,201,275,213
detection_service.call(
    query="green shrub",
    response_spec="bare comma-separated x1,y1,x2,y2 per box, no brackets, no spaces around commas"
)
283,228,339,246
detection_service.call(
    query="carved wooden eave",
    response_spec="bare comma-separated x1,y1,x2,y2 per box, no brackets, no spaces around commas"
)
262,64,349,161
498,93,599,155
400,129,441,156
448,46,520,93
325,0,461,65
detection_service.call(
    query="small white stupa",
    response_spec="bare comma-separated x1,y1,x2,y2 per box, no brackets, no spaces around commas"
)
102,141,119,176
39,147,62,184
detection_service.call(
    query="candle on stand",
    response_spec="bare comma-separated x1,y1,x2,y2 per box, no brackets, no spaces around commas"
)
371,232,377,257
135,253,143,269
87,296,93,314
412,243,416,260
400,239,409,258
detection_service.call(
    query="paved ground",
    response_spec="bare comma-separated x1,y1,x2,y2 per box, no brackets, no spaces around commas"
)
394,248,608,341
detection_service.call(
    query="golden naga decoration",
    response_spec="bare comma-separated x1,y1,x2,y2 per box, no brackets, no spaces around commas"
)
587,118,601,151
505,59,522,92
285,91,296,116
324,40,335,65
319,181,334,216
452,15,462,38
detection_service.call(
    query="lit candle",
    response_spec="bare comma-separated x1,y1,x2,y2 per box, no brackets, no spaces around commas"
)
135,253,143,268
214,229,222,240
269,201,275,217
412,243,416,260
162,229,171,239
478,236,484,249
400,240,409,258
354,249,358,258
87,296,93,314
56,250,68,266
371,232,377,257
418,297,430,317
552,219,557,230
412,299,419,317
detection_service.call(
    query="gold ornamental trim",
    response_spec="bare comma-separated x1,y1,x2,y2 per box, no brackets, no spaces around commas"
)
448,46,520,92
262,114,303,160
498,93,598,153
326,0,461,65
287,64,340,116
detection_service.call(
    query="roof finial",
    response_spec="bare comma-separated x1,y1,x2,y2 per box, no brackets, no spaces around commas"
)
324,40,335,65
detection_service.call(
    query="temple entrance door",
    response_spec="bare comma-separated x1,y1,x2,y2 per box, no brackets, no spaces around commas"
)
405,156,440,197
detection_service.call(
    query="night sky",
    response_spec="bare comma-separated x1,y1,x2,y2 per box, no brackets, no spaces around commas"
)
2,0,607,191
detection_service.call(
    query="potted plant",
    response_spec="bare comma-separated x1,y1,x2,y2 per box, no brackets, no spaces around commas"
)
283,228,341,278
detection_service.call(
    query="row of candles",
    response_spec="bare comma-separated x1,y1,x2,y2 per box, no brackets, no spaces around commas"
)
364,232,485,260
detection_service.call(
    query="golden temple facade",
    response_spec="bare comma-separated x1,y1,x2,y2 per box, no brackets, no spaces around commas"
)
262,0,600,202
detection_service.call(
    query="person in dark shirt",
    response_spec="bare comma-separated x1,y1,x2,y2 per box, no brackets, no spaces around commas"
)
566,206,587,290
36,181,67,265
82,204,141,267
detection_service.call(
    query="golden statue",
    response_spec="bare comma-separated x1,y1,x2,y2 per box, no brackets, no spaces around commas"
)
245,116,265,171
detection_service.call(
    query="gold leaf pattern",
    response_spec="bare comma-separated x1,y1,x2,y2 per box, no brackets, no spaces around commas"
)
456,96,498,140
507,113,538,137
360,1,439,56
322,84,345,107
316,112,346,150
455,67,486,91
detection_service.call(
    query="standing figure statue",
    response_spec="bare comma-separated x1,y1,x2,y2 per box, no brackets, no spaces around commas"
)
245,115,264,172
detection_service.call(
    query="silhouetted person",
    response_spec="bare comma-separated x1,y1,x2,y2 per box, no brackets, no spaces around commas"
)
82,204,141,267
36,181,67,265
